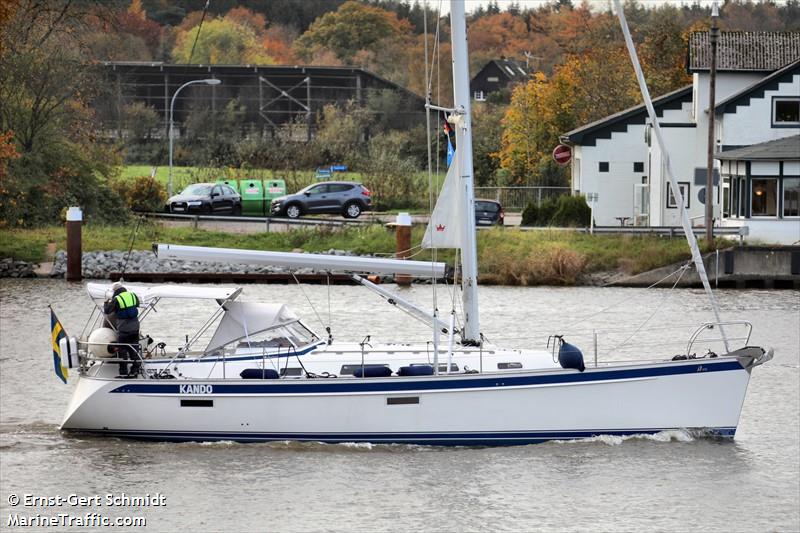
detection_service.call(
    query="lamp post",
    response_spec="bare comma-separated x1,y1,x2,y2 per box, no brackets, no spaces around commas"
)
705,2,719,244
168,78,221,197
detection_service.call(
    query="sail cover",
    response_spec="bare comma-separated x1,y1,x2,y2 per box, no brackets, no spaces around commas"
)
206,302,298,353
86,282,240,304
422,161,464,249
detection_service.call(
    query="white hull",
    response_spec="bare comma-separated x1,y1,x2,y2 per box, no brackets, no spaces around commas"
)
62,356,754,445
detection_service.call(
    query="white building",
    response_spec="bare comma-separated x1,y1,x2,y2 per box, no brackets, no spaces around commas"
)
561,32,800,243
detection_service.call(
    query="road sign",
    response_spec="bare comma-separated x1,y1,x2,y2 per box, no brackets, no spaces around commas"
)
553,144,572,165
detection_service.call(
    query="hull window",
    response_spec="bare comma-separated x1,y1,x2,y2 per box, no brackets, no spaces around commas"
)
180,399,213,407
387,397,419,405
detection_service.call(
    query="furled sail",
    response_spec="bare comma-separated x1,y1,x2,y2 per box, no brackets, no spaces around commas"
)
155,244,446,277
422,160,464,249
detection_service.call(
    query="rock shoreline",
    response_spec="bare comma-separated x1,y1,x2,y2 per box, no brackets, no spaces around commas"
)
0,257,36,278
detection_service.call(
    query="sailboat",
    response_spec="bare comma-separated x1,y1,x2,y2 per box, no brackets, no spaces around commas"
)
58,1,772,445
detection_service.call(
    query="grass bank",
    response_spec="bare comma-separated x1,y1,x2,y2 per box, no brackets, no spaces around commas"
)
0,224,715,284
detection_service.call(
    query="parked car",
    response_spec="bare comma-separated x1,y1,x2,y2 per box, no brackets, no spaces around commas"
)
475,199,504,226
270,181,372,219
166,183,242,215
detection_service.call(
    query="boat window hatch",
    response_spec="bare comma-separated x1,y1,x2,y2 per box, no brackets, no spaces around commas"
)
387,397,419,405
340,364,390,376
180,399,213,407
280,367,303,377
497,362,522,369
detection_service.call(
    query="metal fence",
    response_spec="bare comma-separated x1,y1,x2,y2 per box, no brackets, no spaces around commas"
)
474,187,572,211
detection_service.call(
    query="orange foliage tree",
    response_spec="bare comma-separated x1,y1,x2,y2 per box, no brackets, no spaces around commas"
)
294,1,412,65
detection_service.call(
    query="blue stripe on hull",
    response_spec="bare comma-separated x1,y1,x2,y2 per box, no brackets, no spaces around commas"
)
110,360,745,395
63,427,737,446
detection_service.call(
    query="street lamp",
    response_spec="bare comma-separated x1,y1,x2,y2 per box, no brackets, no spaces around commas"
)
168,78,221,197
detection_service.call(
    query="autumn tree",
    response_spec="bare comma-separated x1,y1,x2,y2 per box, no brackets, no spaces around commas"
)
294,1,412,65
0,131,20,182
172,15,273,64
262,25,297,64
0,0,125,226
498,44,640,186
467,12,530,73
471,103,505,186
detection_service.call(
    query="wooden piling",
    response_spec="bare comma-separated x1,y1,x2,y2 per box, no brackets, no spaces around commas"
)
394,213,413,287
65,207,82,281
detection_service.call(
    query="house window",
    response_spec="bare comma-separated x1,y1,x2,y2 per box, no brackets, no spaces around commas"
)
783,178,800,217
487,76,499,82
666,182,690,209
474,91,486,101
599,162,609,172
773,98,800,126
729,178,738,217
738,178,747,217
633,162,644,173
723,181,730,218
751,178,778,216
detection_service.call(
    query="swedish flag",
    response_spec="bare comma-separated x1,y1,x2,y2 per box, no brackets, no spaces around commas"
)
50,307,69,384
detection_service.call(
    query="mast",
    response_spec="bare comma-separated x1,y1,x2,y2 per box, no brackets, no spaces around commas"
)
450,0,481,344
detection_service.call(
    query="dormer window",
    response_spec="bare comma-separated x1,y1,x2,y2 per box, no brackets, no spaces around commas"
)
773,97,800,127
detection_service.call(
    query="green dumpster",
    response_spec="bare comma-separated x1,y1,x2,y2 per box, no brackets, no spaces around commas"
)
215,179,239,193
239,179,265,216
264,179,287,201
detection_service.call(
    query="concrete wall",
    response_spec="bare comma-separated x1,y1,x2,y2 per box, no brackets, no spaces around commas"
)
722,218,800,245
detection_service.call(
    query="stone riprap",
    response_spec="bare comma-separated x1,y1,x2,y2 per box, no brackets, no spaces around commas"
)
48,250,363,279
0,257,37,278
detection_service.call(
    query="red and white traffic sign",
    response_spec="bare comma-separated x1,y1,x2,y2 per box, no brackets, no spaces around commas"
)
552,144,572,165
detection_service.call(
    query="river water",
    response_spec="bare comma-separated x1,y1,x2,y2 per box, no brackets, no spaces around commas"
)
1,279,798,532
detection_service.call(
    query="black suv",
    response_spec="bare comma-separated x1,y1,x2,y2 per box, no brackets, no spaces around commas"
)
271,181,372,219
166,183,242,215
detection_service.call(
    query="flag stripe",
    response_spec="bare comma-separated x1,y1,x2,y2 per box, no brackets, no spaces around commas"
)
50,309,69,384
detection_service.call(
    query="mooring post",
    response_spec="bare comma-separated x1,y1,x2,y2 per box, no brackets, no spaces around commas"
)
65,206,82,281
394,212,413,287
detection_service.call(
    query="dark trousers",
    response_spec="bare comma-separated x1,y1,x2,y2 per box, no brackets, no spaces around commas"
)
117,331,141,374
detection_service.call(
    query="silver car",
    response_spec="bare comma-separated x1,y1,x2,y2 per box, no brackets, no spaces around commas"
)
270,181,373,219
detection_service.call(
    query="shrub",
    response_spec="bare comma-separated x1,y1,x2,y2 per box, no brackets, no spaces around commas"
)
521,195,590,227
113,175,167,213
551,195,591,227
521,198,558,226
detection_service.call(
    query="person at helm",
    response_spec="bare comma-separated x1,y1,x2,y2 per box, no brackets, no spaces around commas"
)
104,282,141,377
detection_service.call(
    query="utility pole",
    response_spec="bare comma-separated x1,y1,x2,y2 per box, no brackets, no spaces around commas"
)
705,2,720,245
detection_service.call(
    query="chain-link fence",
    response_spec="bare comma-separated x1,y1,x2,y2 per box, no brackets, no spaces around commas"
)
474,187,572,211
